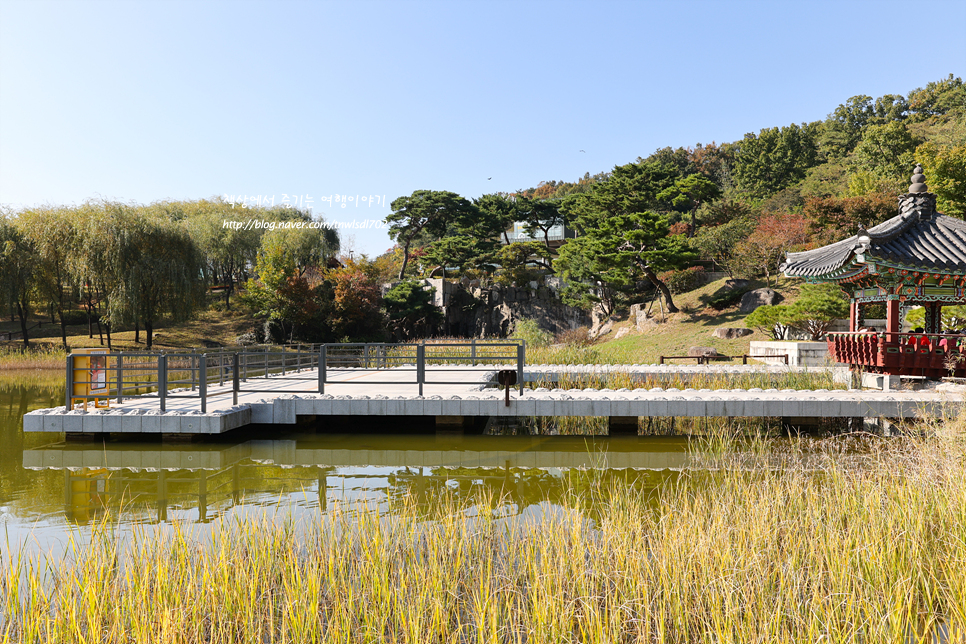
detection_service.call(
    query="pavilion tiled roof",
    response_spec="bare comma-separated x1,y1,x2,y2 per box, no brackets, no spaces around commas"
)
781,165,966,278
781,209,966,277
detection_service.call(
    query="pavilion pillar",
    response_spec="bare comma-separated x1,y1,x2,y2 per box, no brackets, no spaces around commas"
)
849,300,859,332
924,303,941,334
885,298,901,343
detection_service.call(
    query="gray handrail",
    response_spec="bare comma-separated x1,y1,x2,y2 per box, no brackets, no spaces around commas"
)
64,340,527,411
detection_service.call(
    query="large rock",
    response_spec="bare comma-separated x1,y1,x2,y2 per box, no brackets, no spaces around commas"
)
591,321,614,340
739,288,782,313
712,327,754,339
688,346,720,358
614,327,631,340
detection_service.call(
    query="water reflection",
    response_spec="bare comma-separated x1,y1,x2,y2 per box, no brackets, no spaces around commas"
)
21,434,689,526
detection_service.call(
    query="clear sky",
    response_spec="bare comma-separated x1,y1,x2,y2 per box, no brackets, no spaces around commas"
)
1,0,964,255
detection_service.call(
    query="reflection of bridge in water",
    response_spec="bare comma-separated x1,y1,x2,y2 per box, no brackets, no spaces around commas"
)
24,435,690,524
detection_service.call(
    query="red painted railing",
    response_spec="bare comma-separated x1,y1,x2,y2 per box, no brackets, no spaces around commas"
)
826,332,966,377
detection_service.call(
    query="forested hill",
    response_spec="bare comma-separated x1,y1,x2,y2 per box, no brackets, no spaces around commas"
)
514,74,964,217
486,74,963,316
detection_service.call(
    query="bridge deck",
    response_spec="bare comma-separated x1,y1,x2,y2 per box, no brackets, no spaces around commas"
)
22,364,962,435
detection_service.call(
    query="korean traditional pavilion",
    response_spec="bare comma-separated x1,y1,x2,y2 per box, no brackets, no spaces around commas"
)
781,165,966,378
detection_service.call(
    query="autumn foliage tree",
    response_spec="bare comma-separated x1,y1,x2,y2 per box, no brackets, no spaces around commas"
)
803,192,897,244
327,260,384,340
737,211,811,286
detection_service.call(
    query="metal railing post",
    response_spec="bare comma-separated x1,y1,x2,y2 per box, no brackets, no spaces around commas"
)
219,352,225,387
417,343,425,397
65,354,73,409
319,345,327,394
191,353,196,391
233,353,239,406
517,341,525,396
243,352,248,381
159,354,167,412
116,354,124,404
200,354,207,413
472,339,477,367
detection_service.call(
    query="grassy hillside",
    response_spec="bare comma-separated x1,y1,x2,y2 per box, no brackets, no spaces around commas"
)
530,277,805,365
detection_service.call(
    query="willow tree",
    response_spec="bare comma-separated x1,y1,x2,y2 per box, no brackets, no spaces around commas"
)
15,206,78,349
108,209,205,349
181,201,263,309
261,221,340,278
0,214,35,347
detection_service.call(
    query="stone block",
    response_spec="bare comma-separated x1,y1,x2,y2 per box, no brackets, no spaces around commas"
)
423,398,443,416
640,398,668,417
368,399,387,415
570,400,594,417
347,399,370,416
724,398,748,418
610,399,632,417
459,398,482,416
180,413,203,433
274,398,298,424
535,399,555,416
780,400,803,417
160,413,184,434
330,398,351,416
513,398,537,416
250,403,273,424
300,397,331,416
385,398,405,416
63,413,86,434
703,398,725,416
403,399,425,415
141,413,162,433
43,413,65,433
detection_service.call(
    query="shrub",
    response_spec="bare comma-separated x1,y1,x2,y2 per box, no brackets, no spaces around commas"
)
785,283,849,340
656,266,705,294
745,305,790,340
555,326,595,347
60,310,97,326
707,286,751,310
383,280,441,340
513,318,553,348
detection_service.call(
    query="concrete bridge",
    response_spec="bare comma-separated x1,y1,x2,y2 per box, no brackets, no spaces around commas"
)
23,361,963,437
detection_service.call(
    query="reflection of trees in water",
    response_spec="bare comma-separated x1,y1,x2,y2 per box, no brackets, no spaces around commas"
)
0,376,65,512
63,462,338,525
384,465,680,523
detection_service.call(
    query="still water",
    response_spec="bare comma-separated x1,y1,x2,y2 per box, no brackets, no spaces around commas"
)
1,372,686,548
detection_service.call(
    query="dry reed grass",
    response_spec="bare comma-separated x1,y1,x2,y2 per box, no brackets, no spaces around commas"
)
0,346,66,371
3,426,964,643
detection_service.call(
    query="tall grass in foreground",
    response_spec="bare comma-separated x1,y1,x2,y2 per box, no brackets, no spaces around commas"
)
3,431,965,643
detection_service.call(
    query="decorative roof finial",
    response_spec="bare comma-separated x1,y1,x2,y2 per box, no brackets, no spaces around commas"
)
909,163,928,193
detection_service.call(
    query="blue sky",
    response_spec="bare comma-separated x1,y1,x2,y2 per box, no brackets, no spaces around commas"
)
1,0,963,255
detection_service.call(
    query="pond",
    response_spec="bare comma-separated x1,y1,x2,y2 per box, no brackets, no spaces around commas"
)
2,371,962,643
1,372,687,548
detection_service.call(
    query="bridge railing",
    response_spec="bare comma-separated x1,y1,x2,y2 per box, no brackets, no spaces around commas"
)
826,331,966,377
64,340,526,412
